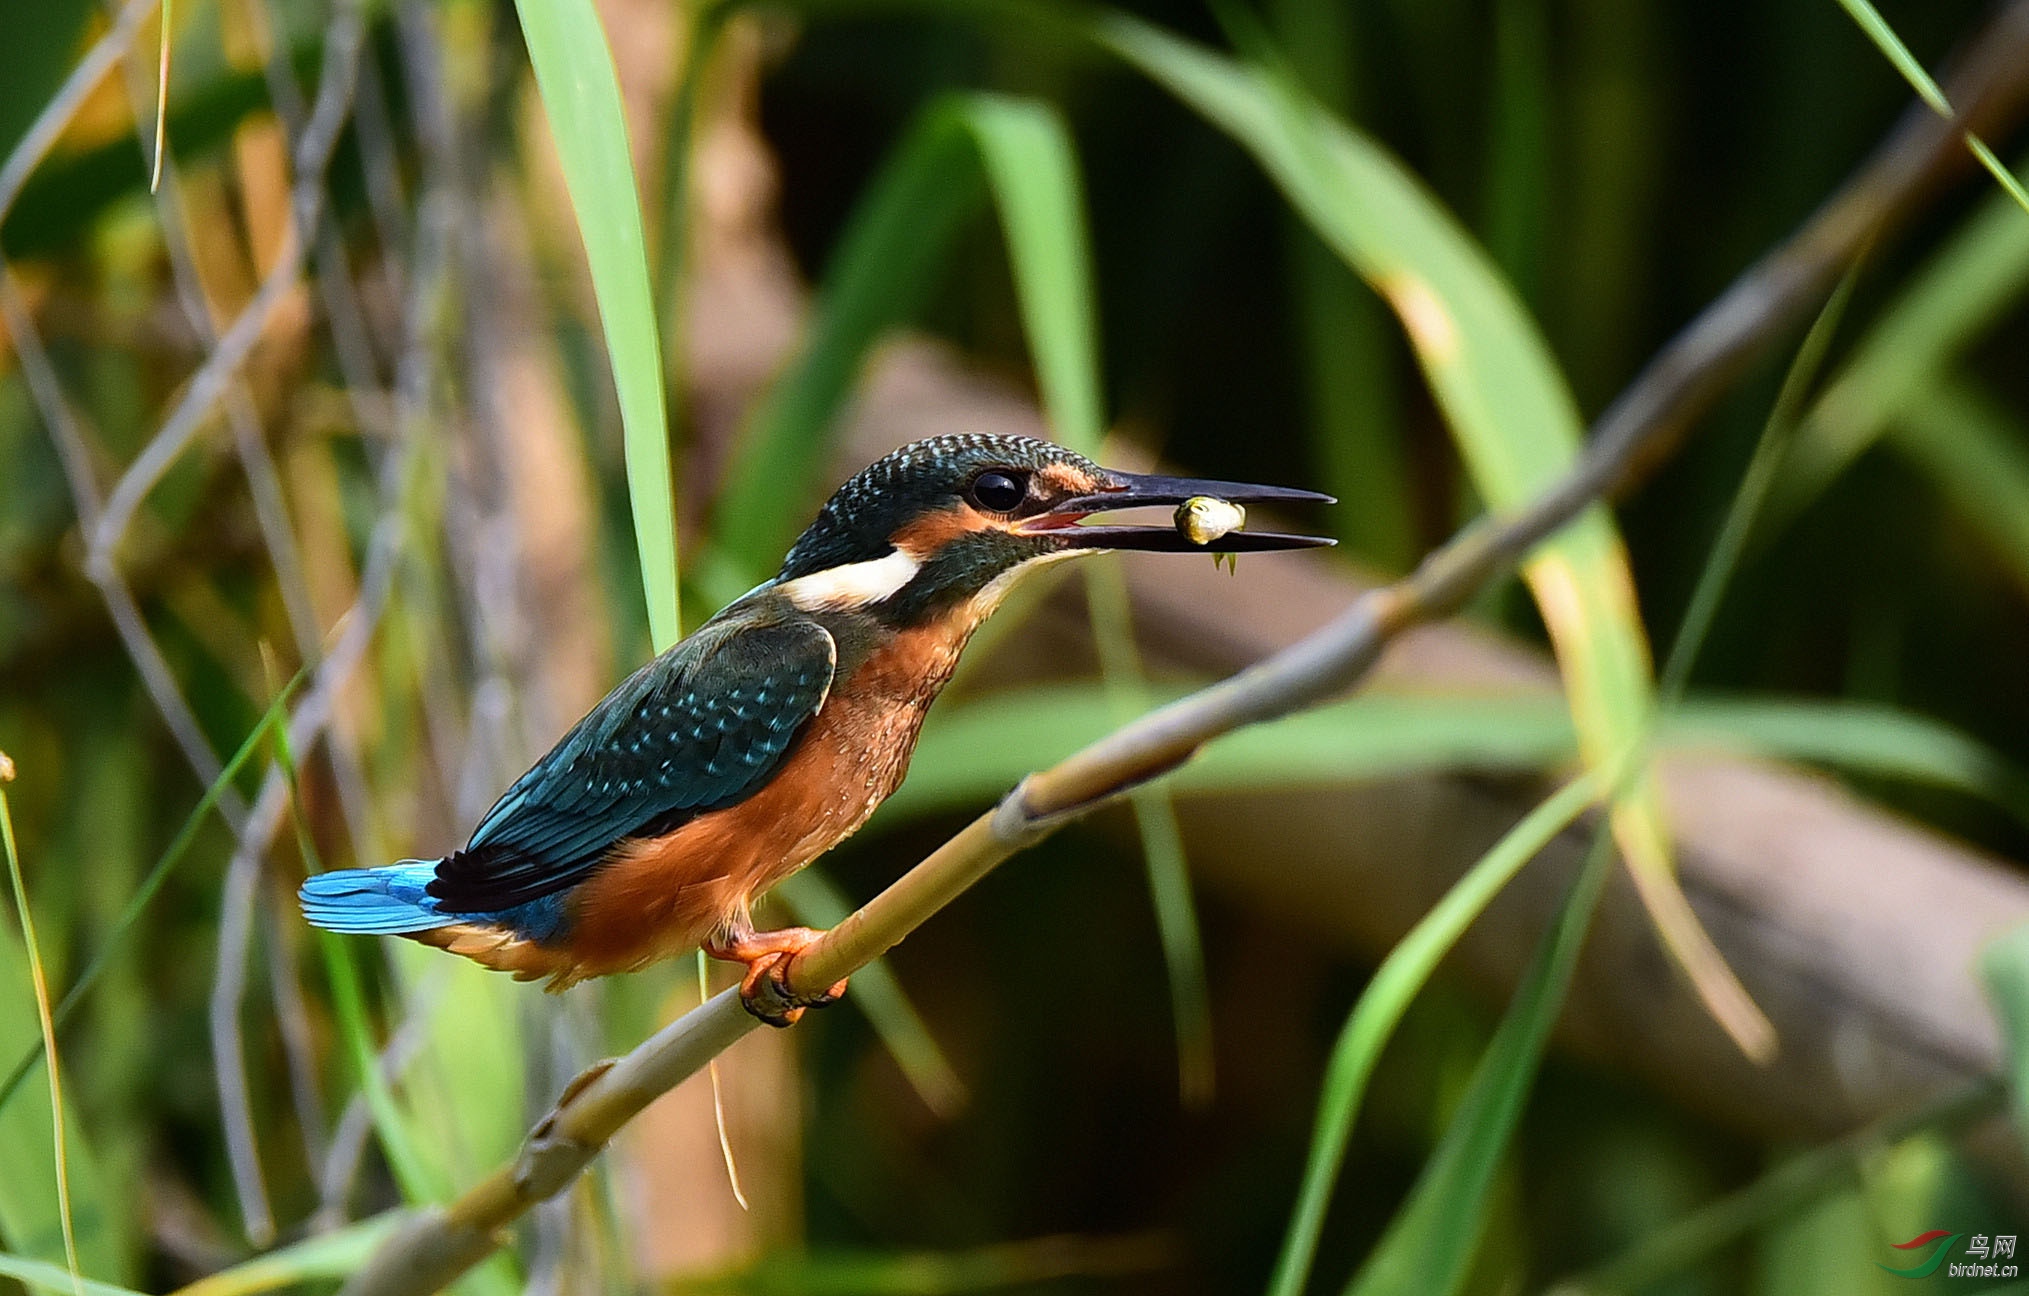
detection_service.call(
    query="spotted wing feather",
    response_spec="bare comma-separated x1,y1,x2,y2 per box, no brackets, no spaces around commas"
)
427,617,836,913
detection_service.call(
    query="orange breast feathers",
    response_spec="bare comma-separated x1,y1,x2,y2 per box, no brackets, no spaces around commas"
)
545,621,970,984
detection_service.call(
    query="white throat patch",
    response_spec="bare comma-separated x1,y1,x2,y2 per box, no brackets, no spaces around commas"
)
778,547,924,612
970,547,1081,615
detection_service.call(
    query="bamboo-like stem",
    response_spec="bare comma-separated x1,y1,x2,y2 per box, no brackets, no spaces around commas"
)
336,3,2029,1291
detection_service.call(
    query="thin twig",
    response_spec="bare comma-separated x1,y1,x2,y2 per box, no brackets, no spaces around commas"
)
350,46,413,311
0,270,251,829
223,120,461,1233
266,888,331,1168
242,0,400,458
10,2,378,1238
86,0,367,575
316,971,445,1227
209,425,414,1243
338,4,2029,1290
103,0,380,867
0,0,159,227
141,1,367,1243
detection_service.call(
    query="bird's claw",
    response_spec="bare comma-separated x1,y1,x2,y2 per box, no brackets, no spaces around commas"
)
738,951,848,1029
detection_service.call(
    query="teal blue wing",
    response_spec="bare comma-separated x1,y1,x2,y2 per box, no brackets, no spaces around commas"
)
426,616,836,914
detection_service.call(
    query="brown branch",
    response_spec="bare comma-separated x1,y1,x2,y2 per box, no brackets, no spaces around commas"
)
334,4,2029,1291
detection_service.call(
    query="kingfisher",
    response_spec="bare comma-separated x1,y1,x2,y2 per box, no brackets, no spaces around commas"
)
300,434,1331,1025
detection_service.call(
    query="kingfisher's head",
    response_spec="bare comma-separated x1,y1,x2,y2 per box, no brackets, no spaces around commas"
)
773,434,1332,624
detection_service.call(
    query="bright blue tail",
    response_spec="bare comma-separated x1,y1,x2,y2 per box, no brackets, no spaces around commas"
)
299,861,456,935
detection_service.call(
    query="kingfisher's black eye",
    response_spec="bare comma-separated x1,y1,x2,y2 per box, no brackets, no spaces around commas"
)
967,469,1028,513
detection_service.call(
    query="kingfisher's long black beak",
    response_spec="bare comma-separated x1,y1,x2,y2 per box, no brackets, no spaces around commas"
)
1026,471,1337,552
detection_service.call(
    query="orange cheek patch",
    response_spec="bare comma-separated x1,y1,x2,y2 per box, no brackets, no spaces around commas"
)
892,505,996,554
1036,462,1100,496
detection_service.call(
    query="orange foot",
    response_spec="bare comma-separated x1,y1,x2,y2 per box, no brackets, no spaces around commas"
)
704,927,850,1029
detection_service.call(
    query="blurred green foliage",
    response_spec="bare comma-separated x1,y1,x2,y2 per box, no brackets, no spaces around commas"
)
2,0,2029,1293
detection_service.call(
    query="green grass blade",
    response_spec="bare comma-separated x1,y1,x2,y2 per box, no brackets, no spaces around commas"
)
1658,264,1858,703
0,781,81,1294
0,1253,145,1296
1482,0,1552,304
1286,230,1413,567
1340,270,1856,1296
512,0,678,648
1266,773,1603,1296
960,93,1103,448
1982,926,2029,1143
1783,177,2029,518
166,1212,403,1296
272,712,440,1206
0,678,301,1112
1342,829,1615,1296
1832,0,1955,117
709,100,986,587
1093,14,1767,1056
315,934,440,1203
955,87,1217,1105
895,682,2029,822
0,877,122,1279
1667,697,2029,827
884,687,1578,819
1085,561,1215,1105
1832,0,2029,217
1885,377,2029,599
383,951,526,1240
1268,0,1415,568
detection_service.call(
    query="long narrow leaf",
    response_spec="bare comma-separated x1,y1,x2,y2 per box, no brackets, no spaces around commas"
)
950,91,1218,1104
1783,179,2029,518
1982,926,2029,1143
513,0,679,647
1090,14,1767,1059
708,99,987,590
1832,0,2029,216
0,888,121,1281
0,1253,143,1296
1886,377,2029,600
273,703,439,1206
1347,269,1860,1296
1270,0,1415,568
167,1212,403,1296
0,680,300,1111
1085,561,1215,1105
1344,833,1614,1296
963,94,1103,448
894,685,2029,826
1269,773,1603,1296
0,780,80,1295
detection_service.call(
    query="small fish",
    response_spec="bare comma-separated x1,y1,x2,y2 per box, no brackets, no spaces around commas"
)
1175,496,1246,572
